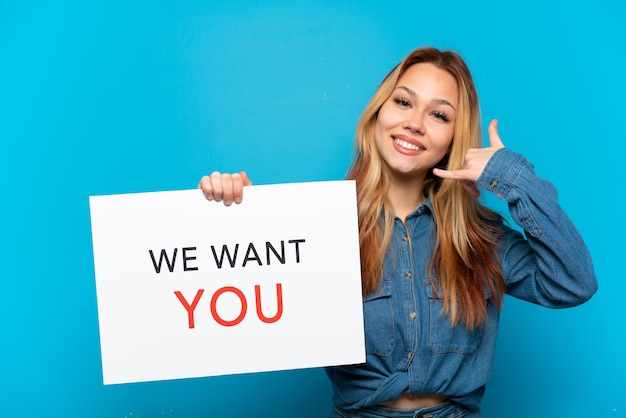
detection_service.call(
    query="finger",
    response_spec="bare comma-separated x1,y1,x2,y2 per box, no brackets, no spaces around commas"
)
433,169,480,197
488,119,505,149
432,167,469,180
231,173,245,204
220,173,234,206
209,171,224,202
198,175,214,200
240,171,253,187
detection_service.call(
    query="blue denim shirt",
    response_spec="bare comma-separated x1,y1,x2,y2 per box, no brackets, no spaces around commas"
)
326,148,598,410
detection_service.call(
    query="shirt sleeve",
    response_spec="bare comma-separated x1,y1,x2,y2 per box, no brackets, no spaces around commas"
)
477,148,597,307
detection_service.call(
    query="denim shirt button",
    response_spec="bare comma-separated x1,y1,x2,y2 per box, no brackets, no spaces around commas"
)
407,352,413,359
490,178,498,188
410,311,417,320
402,236,409,243
405,271,412,279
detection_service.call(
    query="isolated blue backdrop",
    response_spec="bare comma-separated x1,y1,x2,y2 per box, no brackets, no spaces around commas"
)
1,0,624,417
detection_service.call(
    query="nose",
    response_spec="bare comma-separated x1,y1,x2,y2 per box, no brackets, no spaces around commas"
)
402,114,425,135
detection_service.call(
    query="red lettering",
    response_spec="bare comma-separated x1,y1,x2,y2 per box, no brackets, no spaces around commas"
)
174,289,205,329
255,284,283,324
175,284,284,328
210,286,247,327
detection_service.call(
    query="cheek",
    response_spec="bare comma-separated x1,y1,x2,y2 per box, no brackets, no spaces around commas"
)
373,116,388,149
375,102,399,131
373,126,385,157
432,126,454,154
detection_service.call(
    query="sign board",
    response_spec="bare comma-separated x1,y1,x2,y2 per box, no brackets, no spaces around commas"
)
89,181,365,385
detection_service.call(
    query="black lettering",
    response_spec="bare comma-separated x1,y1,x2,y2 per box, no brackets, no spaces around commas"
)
265,241,285,265
149,248,178,273
211,244,239,269
182,247,198,271
288,239,306,263
242,243,262,267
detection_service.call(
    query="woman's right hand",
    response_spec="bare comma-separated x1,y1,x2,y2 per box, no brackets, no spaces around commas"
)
198,171,252,206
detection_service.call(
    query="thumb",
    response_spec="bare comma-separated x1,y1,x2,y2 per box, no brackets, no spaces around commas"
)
488,119,505,149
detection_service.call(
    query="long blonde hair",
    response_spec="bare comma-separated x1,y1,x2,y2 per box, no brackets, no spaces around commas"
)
348,47,505,329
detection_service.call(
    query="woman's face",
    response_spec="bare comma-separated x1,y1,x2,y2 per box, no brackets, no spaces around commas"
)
374,63,458,181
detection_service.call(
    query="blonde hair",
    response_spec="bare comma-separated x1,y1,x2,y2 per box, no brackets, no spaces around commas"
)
348,47,505,329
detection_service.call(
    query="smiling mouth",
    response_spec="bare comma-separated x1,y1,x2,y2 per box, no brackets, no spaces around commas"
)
393,137,423,151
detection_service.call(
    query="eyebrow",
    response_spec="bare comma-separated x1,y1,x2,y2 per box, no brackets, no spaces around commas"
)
395,86,457,112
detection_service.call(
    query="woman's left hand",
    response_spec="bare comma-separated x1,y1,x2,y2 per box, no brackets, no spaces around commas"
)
433,119,505,197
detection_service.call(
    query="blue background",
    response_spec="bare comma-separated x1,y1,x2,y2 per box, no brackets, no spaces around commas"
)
1,0,624,416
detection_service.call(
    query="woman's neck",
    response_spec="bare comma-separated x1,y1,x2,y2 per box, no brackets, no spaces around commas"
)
387,176,425,221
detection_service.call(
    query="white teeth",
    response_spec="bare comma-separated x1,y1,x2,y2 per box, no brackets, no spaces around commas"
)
394,138,422,151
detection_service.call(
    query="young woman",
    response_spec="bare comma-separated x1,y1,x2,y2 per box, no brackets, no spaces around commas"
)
198,47,597,418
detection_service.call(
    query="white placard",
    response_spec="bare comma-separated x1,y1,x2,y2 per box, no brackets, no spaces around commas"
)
89,181,365,385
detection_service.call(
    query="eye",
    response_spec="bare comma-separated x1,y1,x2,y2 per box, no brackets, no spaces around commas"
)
393,96,412,108
431,111,450,122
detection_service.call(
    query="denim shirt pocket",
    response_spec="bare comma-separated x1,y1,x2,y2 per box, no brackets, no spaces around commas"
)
426,285,488,355
363,278,395,357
